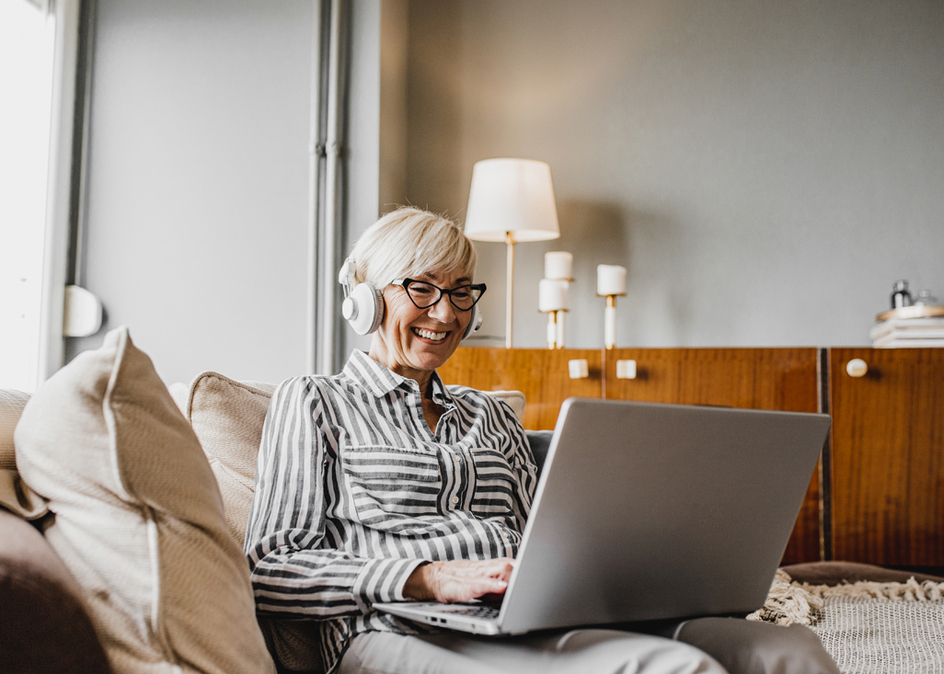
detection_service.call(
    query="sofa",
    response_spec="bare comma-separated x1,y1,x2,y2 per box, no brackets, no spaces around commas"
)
2,326,942,674
0,326,529,674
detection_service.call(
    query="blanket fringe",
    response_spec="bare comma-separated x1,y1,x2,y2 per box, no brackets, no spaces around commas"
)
747,569,944,626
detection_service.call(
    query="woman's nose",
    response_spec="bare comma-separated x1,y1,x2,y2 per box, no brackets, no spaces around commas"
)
428,296,458,323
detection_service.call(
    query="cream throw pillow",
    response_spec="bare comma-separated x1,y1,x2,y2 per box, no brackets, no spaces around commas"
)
14,327,275,674
182,372,275,549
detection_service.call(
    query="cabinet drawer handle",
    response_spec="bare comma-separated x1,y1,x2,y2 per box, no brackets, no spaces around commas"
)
568,359,589,379
846,358,868,378
616,360,637,380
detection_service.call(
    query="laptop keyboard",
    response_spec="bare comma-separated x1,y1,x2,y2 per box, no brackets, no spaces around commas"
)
427,603,500,619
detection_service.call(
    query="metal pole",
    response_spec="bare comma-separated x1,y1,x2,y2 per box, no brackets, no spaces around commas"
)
305,0,325,374
39,0,83,380
319,0,344,375
505,232,515,348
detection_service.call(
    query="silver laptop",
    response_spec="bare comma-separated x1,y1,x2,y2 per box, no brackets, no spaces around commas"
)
374,398,830,635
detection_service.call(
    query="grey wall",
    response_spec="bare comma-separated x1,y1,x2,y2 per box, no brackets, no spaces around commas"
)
71,0,385,384
399,0,944,349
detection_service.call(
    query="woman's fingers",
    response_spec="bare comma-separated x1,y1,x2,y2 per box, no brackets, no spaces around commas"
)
428,561,506,603
403,558,516,603
476,556,515,574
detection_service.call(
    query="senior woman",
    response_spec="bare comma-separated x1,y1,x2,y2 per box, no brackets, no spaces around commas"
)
244,207,838,674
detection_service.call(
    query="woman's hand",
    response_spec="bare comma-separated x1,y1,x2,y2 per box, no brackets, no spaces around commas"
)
403,558,514,604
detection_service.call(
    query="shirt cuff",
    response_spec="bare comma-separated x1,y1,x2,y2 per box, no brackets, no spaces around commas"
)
353,557,429,612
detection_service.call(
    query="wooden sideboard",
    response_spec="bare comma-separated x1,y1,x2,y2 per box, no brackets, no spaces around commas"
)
439,346,944,570
827,348,944,569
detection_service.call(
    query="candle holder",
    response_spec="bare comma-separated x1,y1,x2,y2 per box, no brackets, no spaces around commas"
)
597,265,627,350
541,309,569,349
599,294,626,350
538,277,569,349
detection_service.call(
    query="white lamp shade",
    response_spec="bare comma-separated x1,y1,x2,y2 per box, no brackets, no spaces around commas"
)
464,158,561,242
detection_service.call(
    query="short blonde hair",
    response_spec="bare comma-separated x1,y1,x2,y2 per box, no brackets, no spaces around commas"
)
349,207,478,287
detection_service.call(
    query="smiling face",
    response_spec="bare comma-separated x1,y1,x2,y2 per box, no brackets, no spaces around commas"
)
368,268,474,386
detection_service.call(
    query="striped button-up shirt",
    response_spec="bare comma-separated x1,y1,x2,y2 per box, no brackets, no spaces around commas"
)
244,350,538,673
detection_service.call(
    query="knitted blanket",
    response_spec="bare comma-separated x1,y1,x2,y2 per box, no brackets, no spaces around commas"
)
750,570,944,673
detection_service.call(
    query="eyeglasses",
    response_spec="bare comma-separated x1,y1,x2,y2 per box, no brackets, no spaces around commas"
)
391,278,487,312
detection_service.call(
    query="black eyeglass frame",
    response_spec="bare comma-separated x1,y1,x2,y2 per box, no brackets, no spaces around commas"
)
390,278,487,311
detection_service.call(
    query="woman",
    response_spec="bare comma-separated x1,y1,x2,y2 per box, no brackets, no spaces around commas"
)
244,208,837,674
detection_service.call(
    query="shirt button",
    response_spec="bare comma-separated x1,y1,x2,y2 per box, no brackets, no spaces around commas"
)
453,454,461,462
451,496,459,505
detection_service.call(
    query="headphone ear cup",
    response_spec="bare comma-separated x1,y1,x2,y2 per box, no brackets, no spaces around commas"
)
462,304,482,340
342,282,385,335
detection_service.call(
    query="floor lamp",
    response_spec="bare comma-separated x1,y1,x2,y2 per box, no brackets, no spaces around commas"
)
464,158,560,348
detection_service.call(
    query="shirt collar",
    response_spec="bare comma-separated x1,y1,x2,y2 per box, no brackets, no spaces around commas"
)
342,350,405,397
342,350,456,409
427,371,453,409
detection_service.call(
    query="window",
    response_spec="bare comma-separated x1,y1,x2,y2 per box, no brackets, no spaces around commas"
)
0,0,56,391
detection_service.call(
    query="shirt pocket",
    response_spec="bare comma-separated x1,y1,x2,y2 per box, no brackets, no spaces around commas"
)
468,447,520,519
341,445,444,534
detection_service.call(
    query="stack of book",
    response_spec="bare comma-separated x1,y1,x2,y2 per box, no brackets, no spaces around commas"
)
871,307,944,347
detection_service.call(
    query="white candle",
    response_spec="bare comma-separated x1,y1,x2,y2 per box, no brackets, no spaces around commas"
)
605,303,617,349
539,279,569,312
544,251,573,280
597,264,627,296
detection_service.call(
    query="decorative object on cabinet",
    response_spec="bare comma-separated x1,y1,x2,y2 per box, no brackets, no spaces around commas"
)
871,304,944,347
890,279,913,309
538,278,569,349
597,264,627,349
913,289,939,307
464,158,560,348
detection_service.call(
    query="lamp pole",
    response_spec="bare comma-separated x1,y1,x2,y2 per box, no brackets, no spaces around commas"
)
505,232,515,348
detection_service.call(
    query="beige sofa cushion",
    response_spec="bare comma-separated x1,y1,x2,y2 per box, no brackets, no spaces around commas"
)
0,389,47,519
181,372,525,552
14,327,275,674
486,390,525,420
182,372,276,549
0,389,30,470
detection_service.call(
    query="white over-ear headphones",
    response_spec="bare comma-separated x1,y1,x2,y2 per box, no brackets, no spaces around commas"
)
338,258,482,339
339,259,384,335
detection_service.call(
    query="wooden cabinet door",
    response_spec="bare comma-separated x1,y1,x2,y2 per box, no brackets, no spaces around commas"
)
604,348,822,564
438,347,603,430
829,348,944,567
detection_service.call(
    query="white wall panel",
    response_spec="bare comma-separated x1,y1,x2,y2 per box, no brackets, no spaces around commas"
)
71,0,315,384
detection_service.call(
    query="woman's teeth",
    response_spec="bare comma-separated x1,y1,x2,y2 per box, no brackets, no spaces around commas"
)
414,328,447,341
